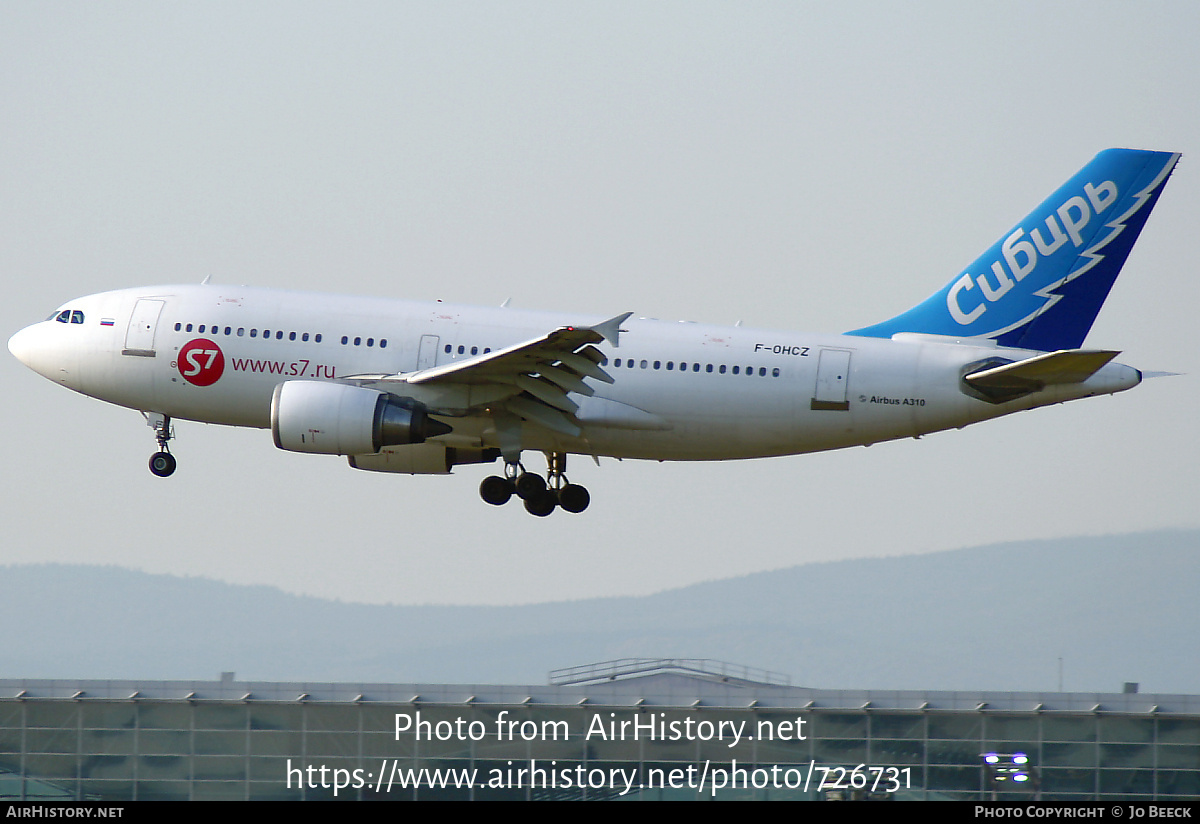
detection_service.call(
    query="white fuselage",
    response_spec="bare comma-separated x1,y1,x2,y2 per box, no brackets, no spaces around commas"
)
9,284,1141,464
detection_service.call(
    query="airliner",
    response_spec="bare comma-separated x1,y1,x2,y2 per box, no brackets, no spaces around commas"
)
8,148,1180,515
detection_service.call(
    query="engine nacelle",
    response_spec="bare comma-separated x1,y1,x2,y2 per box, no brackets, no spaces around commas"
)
270,381,449,455
348,444,500,475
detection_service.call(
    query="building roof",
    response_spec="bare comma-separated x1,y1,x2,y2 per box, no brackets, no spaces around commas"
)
3,675,1198,715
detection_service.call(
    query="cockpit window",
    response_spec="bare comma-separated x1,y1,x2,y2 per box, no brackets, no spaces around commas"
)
71,310,84,324
55,310,70,323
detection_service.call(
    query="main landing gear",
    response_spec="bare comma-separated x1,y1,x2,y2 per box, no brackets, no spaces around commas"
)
479,452,590,516
145,413,177,478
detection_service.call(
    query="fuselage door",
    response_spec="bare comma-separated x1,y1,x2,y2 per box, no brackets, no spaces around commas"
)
811,348,852,411
123,299,165,357
417,335,440,370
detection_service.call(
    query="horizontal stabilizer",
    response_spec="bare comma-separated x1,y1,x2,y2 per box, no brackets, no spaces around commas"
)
964,349,1119,403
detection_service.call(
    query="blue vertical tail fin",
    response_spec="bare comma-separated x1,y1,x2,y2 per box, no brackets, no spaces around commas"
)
848,149,1179,351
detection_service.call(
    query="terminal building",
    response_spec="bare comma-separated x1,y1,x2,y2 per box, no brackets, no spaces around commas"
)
2,660,1198,801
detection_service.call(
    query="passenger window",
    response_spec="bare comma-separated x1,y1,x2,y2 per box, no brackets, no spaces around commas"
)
471,346,478,355
772,367,780,377
186,323,193,332
380,339,387,349
251,329,258,338
276,331,283,340
367,338,374,347
719,365,726,374
666,362,674,370
237,328,245,337
732,366,739,375
653,361,661,370
315,334,323,343
289,332,296,341
341,336,348,345
354,337,361,346
174,323,182,332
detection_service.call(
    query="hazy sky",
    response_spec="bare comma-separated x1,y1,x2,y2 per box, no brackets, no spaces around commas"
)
3,1,1198,606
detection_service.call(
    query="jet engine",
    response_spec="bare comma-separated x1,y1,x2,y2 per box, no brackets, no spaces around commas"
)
270,380,450,455
348,443,500,474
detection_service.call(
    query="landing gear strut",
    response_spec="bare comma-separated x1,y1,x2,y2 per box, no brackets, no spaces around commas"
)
478,452,590,515
146,413,176,478
546,452,590,514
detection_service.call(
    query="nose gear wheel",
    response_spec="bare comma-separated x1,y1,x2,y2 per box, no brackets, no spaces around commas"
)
145,413,177,477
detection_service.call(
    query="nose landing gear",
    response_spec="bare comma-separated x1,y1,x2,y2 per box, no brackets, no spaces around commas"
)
145,412,176,477
478,452,590,515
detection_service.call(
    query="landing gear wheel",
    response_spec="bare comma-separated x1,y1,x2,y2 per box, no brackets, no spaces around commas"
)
145,413,177,478
479,475,514,506
515,472,547,500
557,483,590,513
149,451,177,478
523,489,557,517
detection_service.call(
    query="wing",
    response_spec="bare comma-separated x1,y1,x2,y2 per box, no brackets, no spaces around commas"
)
367,312,632,438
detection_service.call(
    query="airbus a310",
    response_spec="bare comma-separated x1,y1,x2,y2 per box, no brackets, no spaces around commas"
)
9,149,1179,515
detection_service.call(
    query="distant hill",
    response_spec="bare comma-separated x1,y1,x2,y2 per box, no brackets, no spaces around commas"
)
2,530,1197,693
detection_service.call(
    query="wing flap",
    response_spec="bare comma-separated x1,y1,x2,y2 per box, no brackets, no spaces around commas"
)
515,375,579,413
556,349,614,383
537,363,595,396
505,396,581,437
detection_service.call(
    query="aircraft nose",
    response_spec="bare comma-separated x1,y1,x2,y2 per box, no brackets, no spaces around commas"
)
9,322,66,381
8,324,40,370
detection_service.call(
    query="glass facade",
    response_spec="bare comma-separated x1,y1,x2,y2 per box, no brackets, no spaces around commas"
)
1,677,1198,801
